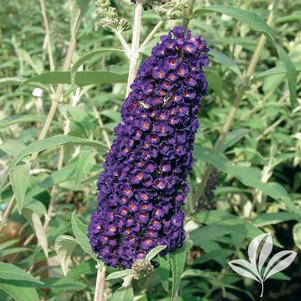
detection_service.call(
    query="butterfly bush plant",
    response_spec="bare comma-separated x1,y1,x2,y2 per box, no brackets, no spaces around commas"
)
89,0,210,296
0,0,300,301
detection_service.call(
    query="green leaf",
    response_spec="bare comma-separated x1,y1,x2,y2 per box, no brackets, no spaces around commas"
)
293,222,301,249
253,212,300,227
111,285,134,301
0,262,43,285
193,146,298,213
0,239,19,251
194,249,233,266
23,209,48,257
23,199,47,216
209,49,241,75
51,278,87,292
20,71,128,88
74,150,95,184
0,281,39,301
0,247,30,257
9,163,30,213
71,212,97,260
70,0,91,36
205,70,223,100
145,245,167,261
275,12,301,24
189,225,231,246
198,5,274,36
276,46,297,106
0,115,44,129
72,48,125,74
0,139,26,157
169,245,187,300
254,62,301,80
106,270,132,281
157,255,170,293
55,235,78,276
26,163,75,199
1,135,106,188
222,128,250,151
198,5,297,105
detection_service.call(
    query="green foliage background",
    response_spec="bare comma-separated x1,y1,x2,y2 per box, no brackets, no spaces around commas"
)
0,0,300,300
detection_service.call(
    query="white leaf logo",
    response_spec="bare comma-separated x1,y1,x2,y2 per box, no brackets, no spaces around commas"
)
228,232,297,297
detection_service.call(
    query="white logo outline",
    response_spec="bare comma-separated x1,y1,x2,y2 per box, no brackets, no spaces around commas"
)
228,232,297,297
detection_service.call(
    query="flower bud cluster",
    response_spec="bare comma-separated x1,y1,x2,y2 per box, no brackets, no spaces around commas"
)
96,0,130,32
131,0,169,10
154,0,191,19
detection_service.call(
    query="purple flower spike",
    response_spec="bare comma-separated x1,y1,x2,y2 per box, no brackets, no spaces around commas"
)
88,26,209,268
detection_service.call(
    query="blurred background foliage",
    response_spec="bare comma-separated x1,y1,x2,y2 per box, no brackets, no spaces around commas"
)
0,0,300,300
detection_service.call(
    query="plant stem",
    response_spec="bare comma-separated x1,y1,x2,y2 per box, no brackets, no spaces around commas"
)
126,2,143,97
39,0,55,71
139,20,163,52
114,30,131,56
193,3,278,209
94,266,106,301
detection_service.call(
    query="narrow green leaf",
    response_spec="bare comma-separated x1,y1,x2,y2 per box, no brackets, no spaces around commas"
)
209,49,241,75
23,199,47,216
72,48,125,73
254,62,301,80
26,163,75,199
70,0,91,36
222,128,250,151
190,225,231,246
74,150,95,184
0,262,43,285
55,235,78,276
0,282,39,301
20,71,128,88
106,270,132,281
253,212,300,227
198,5,275,36
169,245,187,300
0,115,44,129
205,70,223,100
1,135,106,188
0,239,19,251
9,163,30,213
0,247,30,257
23,209,48,257
51,278,87,292
111,285,134,301
157,255,170,293
0,139,26,157
145,245,167,261
276,46,297,106
71,212,97,260
293,223,301,250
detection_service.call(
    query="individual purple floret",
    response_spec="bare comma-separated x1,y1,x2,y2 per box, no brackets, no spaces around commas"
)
88,26,209,268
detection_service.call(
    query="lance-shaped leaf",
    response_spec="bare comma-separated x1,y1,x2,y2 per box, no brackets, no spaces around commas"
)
145,245,167,262
23,209,48,257
228,259,262,282
55,235,78,276
9,163,30,214
263,250,297,280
